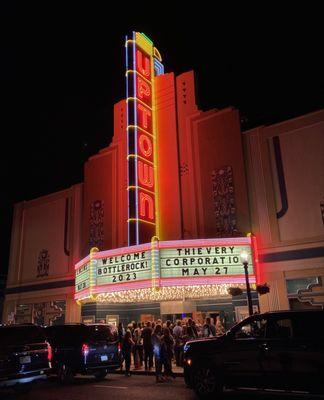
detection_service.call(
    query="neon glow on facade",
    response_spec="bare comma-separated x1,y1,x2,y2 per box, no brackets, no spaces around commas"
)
125,32,164,245
73,31,258,311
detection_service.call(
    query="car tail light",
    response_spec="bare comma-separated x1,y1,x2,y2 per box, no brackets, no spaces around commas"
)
82,343,89,356
46,341,52,362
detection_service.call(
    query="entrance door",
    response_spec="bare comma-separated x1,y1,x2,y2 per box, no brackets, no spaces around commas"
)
106,315,119,326
140,314,154,323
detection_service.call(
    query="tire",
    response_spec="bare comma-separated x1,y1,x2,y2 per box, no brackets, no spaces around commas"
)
57,363,74,385
193,367,222,399
93,370,107,381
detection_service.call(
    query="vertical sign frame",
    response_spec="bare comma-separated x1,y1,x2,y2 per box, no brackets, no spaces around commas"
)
125,32,163,245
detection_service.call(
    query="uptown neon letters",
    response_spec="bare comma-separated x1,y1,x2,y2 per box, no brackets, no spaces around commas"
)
126,32,163,245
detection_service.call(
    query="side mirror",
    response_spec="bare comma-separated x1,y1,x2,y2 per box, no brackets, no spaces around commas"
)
226,330,234,339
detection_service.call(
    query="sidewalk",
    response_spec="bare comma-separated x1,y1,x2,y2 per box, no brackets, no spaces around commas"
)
112,361,184,377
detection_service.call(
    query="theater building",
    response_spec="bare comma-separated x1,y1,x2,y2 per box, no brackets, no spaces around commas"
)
3,32,324,327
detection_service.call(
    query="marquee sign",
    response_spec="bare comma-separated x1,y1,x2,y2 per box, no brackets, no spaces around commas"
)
75,237,257,301
125,32,164,246
96,250,151,286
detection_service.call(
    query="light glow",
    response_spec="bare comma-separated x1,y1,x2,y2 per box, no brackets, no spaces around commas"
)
126,31,164,245
94,283,247,303
240,250,249,263
75,237,256,301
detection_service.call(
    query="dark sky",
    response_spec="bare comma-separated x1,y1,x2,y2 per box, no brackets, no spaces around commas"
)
1,5,323,276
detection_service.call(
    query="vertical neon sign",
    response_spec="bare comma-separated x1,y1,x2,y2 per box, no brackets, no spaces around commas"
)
126,32,164,245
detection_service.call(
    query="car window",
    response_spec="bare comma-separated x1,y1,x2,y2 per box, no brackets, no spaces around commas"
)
0,326,45,345
292,314,324,339
266,318,292,339
87,325,116,342
46,325,85,345
234,318,267,339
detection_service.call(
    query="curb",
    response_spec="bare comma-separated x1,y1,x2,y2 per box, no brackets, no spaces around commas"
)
111,369,184,378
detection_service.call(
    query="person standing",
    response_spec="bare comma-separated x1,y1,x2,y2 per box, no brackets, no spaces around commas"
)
187,318,198,338
161,328,176,380
151,324,164,383
166,320,173,335
173,320,183,367
133,322,143,369
117,322,125,371
202,317,216,337
142,321,153,371
215,315,225,336
117,322,125,342
122,331,134,377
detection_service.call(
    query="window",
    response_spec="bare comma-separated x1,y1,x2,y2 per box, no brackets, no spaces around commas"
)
266,318,292,338
292,314,324,339
286,277,318,295
87,325,116,342
0,326,45,345
234,318,267,339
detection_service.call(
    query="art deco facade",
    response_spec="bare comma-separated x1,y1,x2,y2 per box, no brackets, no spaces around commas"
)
3,36,324,325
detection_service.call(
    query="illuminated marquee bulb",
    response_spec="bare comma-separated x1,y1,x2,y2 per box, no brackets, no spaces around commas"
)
136,49,151,78
138,161,154,188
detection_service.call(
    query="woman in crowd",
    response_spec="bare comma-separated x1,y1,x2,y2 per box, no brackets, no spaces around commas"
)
151,324,164,383
122,330,134,377
161,327,176,380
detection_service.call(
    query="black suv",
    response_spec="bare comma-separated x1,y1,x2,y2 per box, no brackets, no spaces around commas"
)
0,324,51,390
183,310,324,398
45,324,121,383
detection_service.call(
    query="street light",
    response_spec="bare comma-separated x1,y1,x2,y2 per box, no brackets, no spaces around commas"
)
240,250,253,316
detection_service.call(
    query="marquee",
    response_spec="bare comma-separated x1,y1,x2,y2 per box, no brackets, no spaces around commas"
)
75,237,257,303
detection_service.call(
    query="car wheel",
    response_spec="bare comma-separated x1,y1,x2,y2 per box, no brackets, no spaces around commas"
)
94,370,107,381
193,367,222,399
58,363,74,384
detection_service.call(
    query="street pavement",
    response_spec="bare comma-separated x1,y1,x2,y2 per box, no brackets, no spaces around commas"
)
1,374,323,400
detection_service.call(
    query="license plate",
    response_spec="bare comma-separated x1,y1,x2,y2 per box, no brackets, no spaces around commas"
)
20,356,31,364
100,355,108,362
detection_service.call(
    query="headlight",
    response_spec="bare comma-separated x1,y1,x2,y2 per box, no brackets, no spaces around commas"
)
183,343,190,353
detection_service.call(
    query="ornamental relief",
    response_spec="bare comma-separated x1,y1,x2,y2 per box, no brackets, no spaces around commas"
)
212,166,238,237
36,249,50,278
89,200,104,250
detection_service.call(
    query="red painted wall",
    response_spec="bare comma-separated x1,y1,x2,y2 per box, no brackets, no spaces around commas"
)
83,70,250,254
155,73,182,240
82,101,127,256
175,71,250,239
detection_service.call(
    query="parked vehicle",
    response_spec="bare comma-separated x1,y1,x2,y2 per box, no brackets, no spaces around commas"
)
0,324,51,391
183,310,324,398
45,323,121,383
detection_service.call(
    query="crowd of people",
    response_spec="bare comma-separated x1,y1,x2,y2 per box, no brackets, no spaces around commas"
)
117,316,225,382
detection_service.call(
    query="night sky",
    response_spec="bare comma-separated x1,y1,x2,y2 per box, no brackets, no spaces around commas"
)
1,5,323,276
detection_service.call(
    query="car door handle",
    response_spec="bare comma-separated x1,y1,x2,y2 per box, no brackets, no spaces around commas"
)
258,343,269,352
